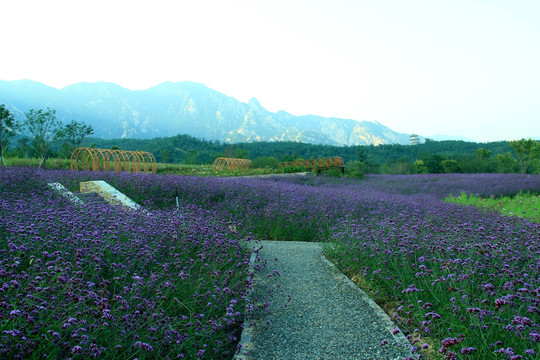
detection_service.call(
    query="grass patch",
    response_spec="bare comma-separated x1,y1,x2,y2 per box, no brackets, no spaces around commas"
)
445,191,540,222
4,157,285,177
4,157,71,169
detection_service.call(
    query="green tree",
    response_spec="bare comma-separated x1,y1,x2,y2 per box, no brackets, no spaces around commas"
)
234,148,249,159
413,159,428,174
160,149,171,163
280,152,302,162
0,104,21,166
56,119,94,148
422,154,444,173
185,150,199,164
14,137,31,158
456,154,476,173
441,159,460,173
251,156,278,168
509,138,539,174
58,142,73,159
382,158,411,174
224,145,235,158
345,160,365,178
356,146,367,162
23,107,62,168
473,147,493,173
494,152,518,173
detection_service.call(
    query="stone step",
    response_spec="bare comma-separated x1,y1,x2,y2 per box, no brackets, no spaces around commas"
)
80,180,141,210
49,181,142,211
47,183,84,206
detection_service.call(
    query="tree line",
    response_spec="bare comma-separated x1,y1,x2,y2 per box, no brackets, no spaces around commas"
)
0,104,93,167
83,134,539,174
2,104,539,174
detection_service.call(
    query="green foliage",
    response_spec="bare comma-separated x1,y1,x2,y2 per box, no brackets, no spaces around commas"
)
445,191,540,223
155,163,213,175
251,156,279,169
316,167,344,178
475,147,492,160
3,158,281,177
12,137,32,158
279,165,308,174
234,148,249,159
0,104,21,166
440,159,459,173
23,107,62,168
59,142,75,159
421,154,444,173
160,148,171,163
4,156,71,169
8,124,534,175
356,147,367,162
56,119,94,148
49,123,92,161
471,147,494,172
184,149,199,164
381,158,411,175
78,133,524,174
508,138,539,173
412,159,428,174
223,144,235,158
343,160,364,178
494,152,518,173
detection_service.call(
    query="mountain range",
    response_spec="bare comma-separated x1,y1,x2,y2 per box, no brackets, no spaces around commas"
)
0,79,413,146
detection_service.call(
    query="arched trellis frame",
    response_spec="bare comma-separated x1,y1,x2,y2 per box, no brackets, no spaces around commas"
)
278,157,345,173
70,147,157,173
213,157,252,172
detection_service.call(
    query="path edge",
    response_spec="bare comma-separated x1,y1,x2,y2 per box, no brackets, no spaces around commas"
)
320,254,413,352
232,244,413,359
232,251,257,360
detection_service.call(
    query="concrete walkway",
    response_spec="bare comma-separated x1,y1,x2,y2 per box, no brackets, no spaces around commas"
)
234,241,412,360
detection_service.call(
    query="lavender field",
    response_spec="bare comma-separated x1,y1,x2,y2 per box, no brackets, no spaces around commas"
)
0,168,259,359
1,168,539,359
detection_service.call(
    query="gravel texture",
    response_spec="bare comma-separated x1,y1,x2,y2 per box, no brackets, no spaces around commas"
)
234,241,412,360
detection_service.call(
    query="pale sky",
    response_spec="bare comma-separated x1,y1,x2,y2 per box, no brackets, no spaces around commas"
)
1,0,539,142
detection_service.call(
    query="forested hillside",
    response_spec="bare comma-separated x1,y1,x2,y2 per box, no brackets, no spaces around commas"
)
63,135,524,174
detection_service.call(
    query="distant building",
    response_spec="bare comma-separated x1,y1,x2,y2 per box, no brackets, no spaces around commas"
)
409,134,419,145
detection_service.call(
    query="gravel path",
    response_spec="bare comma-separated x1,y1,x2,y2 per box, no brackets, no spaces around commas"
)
234,241,412,360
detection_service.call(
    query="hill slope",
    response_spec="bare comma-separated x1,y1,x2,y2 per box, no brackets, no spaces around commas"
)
0,80,411,145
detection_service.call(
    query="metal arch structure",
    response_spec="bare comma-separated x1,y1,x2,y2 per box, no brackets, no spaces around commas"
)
70,147,157,173
278,157,345,173
213,157,252,172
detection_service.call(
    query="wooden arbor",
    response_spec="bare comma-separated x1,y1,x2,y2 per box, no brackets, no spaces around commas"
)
70,147,156,173
213,157,252,172
278,157,345,173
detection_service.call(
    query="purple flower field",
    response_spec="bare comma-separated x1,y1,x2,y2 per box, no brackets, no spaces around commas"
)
1,168,539,359
255,173,540,359
0,167,260,359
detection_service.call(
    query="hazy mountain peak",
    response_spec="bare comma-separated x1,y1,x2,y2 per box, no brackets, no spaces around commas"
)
62,81,125,89
248,97,264,110
0,79,58,93
61,81,129,98
0,79,412,145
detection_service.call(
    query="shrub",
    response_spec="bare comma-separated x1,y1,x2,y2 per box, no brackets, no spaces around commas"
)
251,156,279,169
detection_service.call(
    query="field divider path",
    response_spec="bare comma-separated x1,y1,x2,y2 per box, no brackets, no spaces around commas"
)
234,241,412,360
